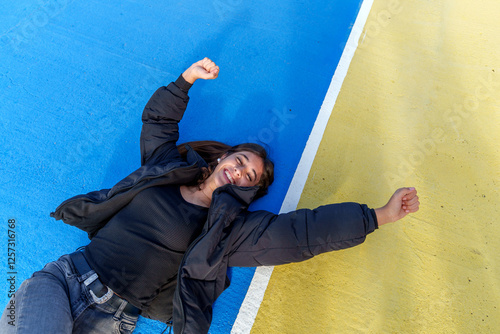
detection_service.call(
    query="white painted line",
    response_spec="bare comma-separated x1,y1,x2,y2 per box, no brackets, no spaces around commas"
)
230,1,375,333
229,266,274,334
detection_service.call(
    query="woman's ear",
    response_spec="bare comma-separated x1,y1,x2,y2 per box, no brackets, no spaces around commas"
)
219,153,228,162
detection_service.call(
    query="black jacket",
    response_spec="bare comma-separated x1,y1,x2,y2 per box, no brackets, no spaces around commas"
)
51,77,378,333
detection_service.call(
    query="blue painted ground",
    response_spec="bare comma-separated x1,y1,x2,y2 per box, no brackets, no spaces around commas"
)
0,0,363,332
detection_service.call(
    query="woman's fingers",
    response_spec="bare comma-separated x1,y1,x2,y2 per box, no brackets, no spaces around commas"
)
201,58,217,71
377,187,420,225
395,187,419,213
400,187,416,199
403,195,418,205
195,58,219,79
402,191,420,213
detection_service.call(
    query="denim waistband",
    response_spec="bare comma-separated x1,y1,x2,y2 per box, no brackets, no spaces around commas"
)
69,250,141,317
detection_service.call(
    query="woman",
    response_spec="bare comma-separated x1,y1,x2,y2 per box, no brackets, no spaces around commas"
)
1,58,419,333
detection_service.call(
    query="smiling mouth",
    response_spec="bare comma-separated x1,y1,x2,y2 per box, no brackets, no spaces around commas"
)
224,169,235,184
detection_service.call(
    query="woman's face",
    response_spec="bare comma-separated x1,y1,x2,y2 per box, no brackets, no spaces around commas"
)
209,151,265,189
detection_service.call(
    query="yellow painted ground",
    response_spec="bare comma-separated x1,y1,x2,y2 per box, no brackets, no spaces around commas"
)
252,1,500,333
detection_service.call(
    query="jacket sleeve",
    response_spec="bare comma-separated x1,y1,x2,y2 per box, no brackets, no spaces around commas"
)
227,202,378,267
140,75,192,166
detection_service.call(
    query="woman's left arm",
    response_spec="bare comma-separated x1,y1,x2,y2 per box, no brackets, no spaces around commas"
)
228,187,419,267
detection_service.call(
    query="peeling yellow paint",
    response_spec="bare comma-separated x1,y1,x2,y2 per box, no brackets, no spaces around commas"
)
252,0,500,333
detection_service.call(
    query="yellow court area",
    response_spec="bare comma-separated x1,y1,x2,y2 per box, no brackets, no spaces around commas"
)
252,0,499,333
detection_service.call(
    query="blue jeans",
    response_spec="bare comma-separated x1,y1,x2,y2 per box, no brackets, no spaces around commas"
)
0,253,139,333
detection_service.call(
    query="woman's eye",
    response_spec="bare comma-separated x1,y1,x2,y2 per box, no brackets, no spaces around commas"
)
237,157,242,164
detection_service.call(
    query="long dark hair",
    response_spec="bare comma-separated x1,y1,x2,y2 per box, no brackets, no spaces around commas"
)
177,140,274,199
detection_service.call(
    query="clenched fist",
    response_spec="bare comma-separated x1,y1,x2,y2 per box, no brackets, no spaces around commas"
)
182,57,220,84
375,187,420,226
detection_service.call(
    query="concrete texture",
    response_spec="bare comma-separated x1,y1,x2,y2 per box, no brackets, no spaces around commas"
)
252,0,500,333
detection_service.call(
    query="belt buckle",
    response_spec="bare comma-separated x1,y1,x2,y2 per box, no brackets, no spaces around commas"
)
84,272,114,304
90,286,114,304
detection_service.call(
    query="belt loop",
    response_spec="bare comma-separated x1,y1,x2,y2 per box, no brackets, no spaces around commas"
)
83,272,98,286
113,299,128,320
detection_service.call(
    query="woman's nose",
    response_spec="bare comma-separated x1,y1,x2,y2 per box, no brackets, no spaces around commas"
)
233,166,242,177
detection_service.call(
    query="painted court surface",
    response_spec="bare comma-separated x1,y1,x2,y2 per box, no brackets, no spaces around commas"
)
1,0,499,333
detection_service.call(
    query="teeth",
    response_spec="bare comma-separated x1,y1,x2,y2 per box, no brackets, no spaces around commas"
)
225,170,234,184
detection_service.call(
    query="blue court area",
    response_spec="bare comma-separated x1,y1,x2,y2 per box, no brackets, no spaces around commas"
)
0,0,363,332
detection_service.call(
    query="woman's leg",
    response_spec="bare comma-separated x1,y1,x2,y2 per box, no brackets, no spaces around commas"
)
0,253,140,334
0,259,75,333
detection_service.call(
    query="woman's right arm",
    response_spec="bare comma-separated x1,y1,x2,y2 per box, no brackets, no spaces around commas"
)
140,58,219,165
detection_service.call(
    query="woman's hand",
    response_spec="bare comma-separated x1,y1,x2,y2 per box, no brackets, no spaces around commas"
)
375,187,420,226
182,57,219,84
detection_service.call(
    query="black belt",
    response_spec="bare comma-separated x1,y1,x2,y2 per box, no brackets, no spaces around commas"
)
69,250,141,316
